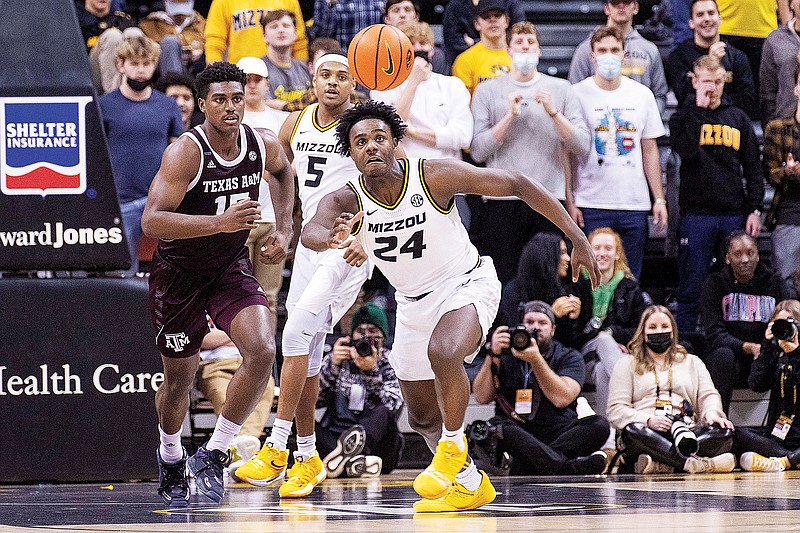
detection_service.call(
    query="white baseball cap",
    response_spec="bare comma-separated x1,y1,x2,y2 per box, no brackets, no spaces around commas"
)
237,57,269,78
165,0,195,16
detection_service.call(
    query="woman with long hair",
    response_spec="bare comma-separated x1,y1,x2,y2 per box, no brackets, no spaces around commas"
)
607,305,736,474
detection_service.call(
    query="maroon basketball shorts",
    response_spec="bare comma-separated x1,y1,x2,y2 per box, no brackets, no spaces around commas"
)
148,249,268,358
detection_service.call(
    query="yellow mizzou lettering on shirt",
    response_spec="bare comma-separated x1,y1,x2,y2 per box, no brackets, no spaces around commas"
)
699,124,741,150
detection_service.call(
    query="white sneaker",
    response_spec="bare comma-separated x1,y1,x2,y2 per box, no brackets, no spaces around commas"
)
345,454,382,477
684,452,736,474
740,452,788,472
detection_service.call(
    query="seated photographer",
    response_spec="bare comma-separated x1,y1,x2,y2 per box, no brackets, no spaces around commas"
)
734,300,800,472
699,231,797,413
316,304,404,478
607,305,736,474
473,301,610,475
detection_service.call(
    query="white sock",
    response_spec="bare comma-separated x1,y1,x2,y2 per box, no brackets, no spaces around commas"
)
440,424,465,452
455,459,481,491
206,414,242,452
267,418,293,450
158,425,183,463
296,433,316,460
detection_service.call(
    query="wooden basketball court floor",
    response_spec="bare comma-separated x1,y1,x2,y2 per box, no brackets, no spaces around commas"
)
4,470,800,532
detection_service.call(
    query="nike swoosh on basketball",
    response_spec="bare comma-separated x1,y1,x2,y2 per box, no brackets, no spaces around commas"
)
381,41,395,75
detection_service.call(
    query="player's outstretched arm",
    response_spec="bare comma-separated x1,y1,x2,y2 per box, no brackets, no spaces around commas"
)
258,127,296,263
424,158,601,287
301,186,360,252
142,138,261,239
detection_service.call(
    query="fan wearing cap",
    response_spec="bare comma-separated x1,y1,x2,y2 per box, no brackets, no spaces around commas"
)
451,0,514,95
316,304,405,478
473,300,611,475
236,56,290,319
235,53,371,497
140,0,207,75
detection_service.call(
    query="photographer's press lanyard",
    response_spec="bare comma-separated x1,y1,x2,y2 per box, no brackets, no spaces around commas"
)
773,364,796,440
515,362,534,415
653,365,673,416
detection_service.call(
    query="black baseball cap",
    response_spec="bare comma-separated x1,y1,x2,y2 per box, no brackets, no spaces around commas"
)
475,0,509,19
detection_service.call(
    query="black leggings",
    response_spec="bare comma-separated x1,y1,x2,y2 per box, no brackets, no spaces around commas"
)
621,422,733,470
733,426,800,466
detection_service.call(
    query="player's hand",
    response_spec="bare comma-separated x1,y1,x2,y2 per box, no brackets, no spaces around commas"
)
490,326,510,355
745,212,761,237
508,93,523,117
570,235,601,288
786,153,800,176
652,202,668,227
709,41,726,60
328,211,363,249
332,337,353,365
342,238,368,267
259,229,291,264
534,88,556,116
218,199,260,232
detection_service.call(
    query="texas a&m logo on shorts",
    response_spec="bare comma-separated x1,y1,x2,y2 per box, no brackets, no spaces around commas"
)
1,96,92,196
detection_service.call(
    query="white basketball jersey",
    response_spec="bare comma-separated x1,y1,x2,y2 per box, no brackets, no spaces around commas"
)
350,158,480,297
290,103,359,226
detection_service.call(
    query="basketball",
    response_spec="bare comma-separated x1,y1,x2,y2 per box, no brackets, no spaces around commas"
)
348,24,414,91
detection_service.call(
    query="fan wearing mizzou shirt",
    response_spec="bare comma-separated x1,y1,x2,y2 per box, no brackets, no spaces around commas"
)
141,61,295,507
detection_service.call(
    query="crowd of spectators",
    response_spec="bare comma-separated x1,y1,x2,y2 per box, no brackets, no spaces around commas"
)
76,0,800,476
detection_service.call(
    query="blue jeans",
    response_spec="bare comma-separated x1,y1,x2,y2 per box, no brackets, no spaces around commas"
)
671,0,693,48
581,208,649,280
676,213,744,332
120,196,147,277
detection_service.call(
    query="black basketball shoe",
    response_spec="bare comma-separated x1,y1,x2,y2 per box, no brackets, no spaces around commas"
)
187,443,231,503
157,447,189,508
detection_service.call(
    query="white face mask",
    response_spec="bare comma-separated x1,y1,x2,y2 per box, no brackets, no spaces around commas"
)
512,51,539,74
595,53,622,80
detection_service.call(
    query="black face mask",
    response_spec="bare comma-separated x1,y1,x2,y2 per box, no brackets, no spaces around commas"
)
414,50,431,64
645,332,673,354
126,77,152,92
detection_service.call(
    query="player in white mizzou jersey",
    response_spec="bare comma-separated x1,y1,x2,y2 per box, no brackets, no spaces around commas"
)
236,54,367,497
302,101,600,513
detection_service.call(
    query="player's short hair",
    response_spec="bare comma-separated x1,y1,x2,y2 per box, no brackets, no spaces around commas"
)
335,101,406,158
590,25,625,51
260,9,297,29
309,37,344,63
116,35,161,63
398,21,434,46
692,54,723,74
195,62,246,99
156,72,197,98
507,21,541,45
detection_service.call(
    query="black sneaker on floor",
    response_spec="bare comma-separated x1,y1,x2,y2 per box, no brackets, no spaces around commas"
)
157,447,189,508
187,443,231,503
323,425,366,478
565,450,608,475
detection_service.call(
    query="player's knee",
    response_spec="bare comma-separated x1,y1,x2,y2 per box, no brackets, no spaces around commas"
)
427,337,467,372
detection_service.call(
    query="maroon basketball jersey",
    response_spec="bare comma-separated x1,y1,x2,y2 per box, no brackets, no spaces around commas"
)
156,124,265,272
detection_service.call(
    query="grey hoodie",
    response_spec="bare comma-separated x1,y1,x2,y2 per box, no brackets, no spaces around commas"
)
759,21,800,129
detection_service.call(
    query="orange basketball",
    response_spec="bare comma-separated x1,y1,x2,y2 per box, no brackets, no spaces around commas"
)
348,24,414,91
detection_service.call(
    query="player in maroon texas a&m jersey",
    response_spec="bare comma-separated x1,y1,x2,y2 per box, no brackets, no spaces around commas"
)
141,62,295,507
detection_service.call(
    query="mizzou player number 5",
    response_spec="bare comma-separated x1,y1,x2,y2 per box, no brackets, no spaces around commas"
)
305,156,326,187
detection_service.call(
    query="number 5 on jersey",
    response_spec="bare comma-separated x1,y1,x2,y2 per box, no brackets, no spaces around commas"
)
305,156,326,187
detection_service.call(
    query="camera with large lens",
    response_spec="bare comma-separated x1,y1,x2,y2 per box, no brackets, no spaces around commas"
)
465,420,510,475
348,336,376,357
772,317,799,342
508,326,541,351
665,400,699,458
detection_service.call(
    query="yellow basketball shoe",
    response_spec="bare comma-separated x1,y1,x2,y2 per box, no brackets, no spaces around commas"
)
413,436,469,500
279,452,327,498
234,443,289,487
413,471,496,513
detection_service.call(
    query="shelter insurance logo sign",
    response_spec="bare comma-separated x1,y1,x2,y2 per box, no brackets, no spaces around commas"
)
1,96,93,196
